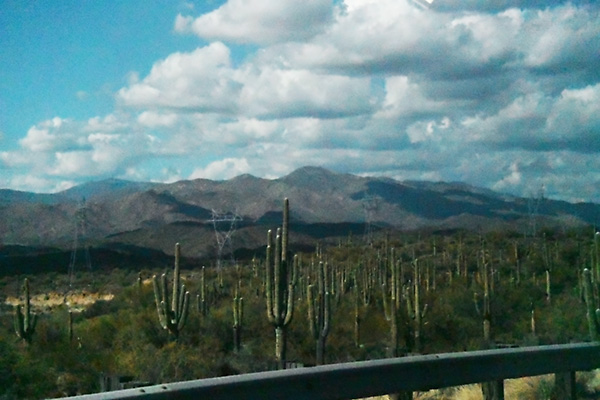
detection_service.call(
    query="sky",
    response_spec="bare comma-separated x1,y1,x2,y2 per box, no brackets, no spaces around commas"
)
1,0,599,203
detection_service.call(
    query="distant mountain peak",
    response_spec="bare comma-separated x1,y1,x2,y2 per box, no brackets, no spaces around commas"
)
59,178,158,201
230,173,259,181
284,166,337,177
280,166,346,189
2,165,599,255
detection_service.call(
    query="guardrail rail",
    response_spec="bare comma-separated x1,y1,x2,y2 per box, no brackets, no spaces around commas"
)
58,343,600,400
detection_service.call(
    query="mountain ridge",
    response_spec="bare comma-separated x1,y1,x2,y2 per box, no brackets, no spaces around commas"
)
1,166,598,267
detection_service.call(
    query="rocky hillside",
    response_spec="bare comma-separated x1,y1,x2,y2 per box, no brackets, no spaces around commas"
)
1,166,598,273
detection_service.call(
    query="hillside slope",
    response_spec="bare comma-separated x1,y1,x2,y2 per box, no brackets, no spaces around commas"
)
1,166,598,264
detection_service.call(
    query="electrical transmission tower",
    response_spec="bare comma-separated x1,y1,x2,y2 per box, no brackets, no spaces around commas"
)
362,194,380,245
527,185,545,237
68,198,92,288
209,209,241,270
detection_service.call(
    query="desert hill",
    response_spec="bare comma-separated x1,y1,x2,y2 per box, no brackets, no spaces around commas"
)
1,166,598,274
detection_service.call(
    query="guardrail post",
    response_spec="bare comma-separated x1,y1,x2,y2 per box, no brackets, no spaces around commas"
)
495,380,504,400
483,379,504,400
552,371,576,400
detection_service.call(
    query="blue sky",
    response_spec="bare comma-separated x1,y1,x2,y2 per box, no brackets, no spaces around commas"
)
1,0,599,203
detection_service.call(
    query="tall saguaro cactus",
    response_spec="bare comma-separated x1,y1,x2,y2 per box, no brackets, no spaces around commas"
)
482,255,492,344
265,198,297,369
232,290,243,352
382,249,401,357
153,243,190,339
307,261,331,365
477,246,501,400
583,268,600,341
197,266,209,317
352,268,362,347
406,258,428,354
14,278,37,344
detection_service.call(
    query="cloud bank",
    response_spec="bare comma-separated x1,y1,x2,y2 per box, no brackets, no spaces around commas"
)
2,0,599,202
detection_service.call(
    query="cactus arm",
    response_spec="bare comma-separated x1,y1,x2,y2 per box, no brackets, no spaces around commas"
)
172,243,181,317
30,313,38,335
152,274,167,329
382,282,392,321
583,268,600,341
233,296,243,327
14,305,24,338
307,284,317,339
24,278,31,328
199,266,208,316
322,289,331,338
161,274,169,318
282,198,289,263
405,284,414,319
177,291,190,331
176,284,187,324
266,230,276,322
274,228,283,322
283,254,297,326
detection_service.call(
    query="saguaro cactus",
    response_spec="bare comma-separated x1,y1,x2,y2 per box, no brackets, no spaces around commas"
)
382,253,413,400
232,290,243,352
382,252,401,357
474,248,493,344
265,198,297,369
153,243,190,339
406,259,428,354
307,261,331,365
14,278,37,344
68,310,74,343
382,280,399,357
197,266,208,317
583,268,600,341
476,247,502,400
352,268,362,347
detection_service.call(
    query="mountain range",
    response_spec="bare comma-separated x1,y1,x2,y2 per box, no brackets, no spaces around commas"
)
1,166,599,275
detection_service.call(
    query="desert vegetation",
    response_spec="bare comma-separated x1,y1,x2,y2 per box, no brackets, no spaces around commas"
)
2,200,600,398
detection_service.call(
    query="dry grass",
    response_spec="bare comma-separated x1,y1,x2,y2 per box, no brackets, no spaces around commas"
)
5,290,114,312
356,370,600,399
355,375,552,400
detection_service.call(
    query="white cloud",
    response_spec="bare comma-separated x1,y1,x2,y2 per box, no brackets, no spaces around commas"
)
1,151,36,168
117,42,373,120
175,0,333,44
20,126,55,152
521,5,600,72
190,157,251,180
117,42,237,112
51,151,94,176
138,111,178,127
237,67,373,118
19,117,68,152
174,14,193,32
377,76,449,119
493,162,522,191
545,84,600,150
3,0,600,203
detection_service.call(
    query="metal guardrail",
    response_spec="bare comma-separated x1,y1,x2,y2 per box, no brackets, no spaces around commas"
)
59,343,600,400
